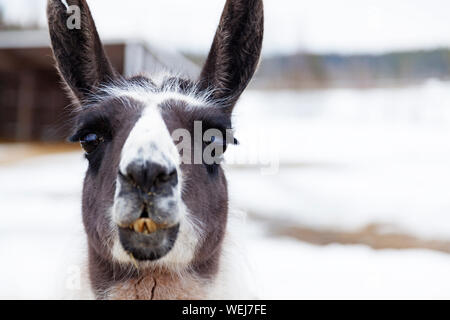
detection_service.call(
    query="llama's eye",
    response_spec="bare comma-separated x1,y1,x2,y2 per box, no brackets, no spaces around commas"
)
210,135,224,145
208,134,239,146
80,133,103,154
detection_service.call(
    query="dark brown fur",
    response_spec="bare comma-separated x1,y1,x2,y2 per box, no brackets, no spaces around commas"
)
47,0,116,103
200,0,264,112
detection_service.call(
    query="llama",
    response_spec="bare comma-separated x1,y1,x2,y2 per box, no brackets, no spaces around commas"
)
47,0,263,299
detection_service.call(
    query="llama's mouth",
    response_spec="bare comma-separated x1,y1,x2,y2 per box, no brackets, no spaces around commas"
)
118,218,180,261
124,218,170,234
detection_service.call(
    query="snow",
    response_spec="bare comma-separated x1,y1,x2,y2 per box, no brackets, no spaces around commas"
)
1,82,450,299
248,236,450,299
0,153,86,299
226,80,450,239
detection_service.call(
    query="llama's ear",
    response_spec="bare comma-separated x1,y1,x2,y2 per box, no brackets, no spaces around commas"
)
47,0,117,104
199,0,264,113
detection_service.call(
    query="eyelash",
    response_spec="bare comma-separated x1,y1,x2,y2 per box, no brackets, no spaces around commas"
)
69,117,112,142
69,129,95,143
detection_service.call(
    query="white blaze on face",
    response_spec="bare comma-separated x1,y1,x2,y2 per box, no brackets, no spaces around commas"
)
119,105,179,174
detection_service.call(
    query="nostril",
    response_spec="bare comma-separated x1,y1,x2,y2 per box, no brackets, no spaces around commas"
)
155,169,178,187
170,170,178,185
121,162,145,187
119,170,134,185
125,173,136,185
122,161,178,191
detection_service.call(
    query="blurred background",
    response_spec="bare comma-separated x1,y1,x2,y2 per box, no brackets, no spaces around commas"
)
1,0,450,299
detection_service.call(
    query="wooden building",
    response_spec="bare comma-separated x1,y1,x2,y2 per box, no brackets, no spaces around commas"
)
0,30,198,142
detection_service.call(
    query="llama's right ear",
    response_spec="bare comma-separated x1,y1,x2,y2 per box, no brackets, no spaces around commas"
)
47,0,116,104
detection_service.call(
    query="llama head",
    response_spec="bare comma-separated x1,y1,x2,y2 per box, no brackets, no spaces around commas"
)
47,0,263,277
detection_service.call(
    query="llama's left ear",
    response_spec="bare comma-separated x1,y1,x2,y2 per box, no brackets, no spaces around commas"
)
199,0,264,113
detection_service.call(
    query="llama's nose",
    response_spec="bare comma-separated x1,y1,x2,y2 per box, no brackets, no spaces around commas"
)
123,161,178,193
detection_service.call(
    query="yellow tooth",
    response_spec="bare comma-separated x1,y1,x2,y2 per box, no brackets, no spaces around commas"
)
145,219,158,233
134,219,145,233
142,219,149,234
138,219,146,233
128,218,164,234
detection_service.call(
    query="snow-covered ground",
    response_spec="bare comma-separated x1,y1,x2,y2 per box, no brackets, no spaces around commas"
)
1,82,450,299
248,236,450,299
0,153,85,299
227,80,450,239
